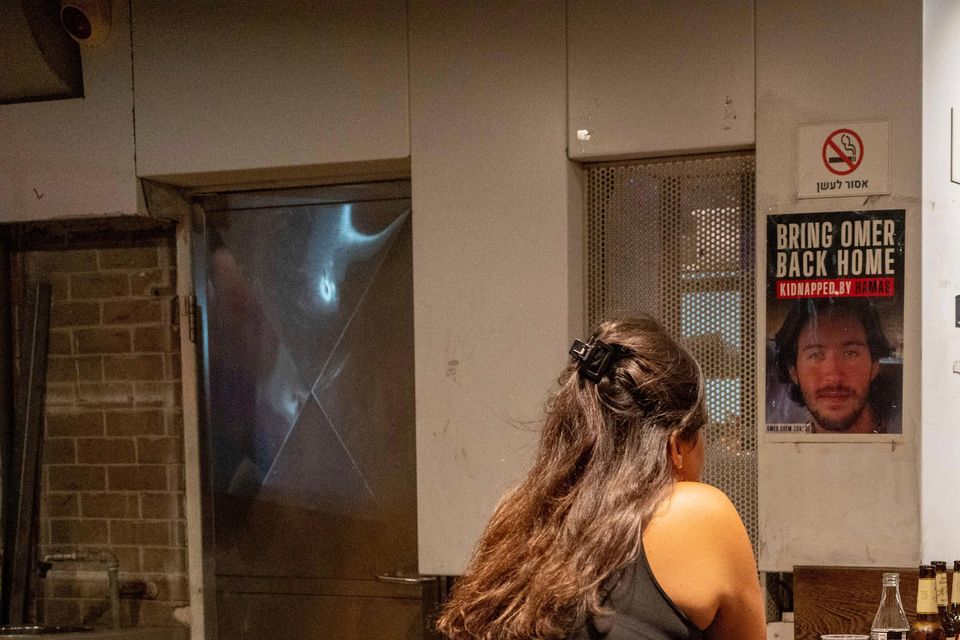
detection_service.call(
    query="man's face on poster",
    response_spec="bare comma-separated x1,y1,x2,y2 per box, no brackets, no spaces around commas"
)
788,311,880,432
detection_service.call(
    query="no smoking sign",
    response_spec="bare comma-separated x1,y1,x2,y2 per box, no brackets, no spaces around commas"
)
822,128,863,175
798,121,889,198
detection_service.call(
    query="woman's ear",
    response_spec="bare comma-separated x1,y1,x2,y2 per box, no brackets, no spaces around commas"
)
668,431,684,471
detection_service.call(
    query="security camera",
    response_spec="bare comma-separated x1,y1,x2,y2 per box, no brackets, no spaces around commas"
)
60,0,111,47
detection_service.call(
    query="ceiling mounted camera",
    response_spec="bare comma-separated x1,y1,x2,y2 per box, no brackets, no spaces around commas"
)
59,0,111,47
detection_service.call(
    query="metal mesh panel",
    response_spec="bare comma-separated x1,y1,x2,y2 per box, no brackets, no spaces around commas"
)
585,153,758,553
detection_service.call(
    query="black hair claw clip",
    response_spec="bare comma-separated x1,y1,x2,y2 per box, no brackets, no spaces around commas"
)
569,337,623,383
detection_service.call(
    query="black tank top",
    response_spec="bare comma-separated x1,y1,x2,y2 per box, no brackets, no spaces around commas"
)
566,543,705,640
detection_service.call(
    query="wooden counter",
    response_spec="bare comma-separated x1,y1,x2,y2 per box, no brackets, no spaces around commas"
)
794,566,920,640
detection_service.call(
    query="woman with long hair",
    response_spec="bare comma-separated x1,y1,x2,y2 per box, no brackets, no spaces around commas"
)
436,317,765,640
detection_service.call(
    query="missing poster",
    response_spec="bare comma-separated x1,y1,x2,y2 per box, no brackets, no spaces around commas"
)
765,210,905,436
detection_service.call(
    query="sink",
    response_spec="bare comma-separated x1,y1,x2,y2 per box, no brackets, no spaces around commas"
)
0,627,186,640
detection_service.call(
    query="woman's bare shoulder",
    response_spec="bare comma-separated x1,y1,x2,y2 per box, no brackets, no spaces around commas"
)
644,482,764,638
647,482,749,553
657,482,740,522
646,483,746,564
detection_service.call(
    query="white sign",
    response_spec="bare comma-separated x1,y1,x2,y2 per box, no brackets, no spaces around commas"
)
798,121,890,199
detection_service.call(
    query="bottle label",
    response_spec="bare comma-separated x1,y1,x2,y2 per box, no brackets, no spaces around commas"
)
937,571,949,605
953,570,960,605
918,578,938,614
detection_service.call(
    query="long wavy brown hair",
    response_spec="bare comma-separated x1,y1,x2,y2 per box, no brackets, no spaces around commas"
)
436,317,706,640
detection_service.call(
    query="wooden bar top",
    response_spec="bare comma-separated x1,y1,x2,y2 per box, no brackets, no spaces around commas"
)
794,566,921,640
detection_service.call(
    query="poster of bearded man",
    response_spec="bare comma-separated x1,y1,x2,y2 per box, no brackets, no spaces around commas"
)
765,209,904,438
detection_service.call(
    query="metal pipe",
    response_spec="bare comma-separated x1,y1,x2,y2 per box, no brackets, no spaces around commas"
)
0,231,12,625
106,564,120,631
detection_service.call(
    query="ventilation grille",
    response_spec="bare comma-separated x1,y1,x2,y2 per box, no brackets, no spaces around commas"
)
585,153,758,553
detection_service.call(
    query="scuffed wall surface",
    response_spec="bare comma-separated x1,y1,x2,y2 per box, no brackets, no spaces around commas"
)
920,0,960,561
0,0,136,222
131,0,409,179
410,1,579,575
756,0,922,570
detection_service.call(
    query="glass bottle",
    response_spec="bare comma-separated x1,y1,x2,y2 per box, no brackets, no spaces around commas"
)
947,561,960,640
910,565,947,640
934,561,950,629
871,572,910,640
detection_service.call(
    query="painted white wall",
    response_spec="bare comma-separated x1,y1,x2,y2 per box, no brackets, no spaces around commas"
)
920,0,960,562
0,0,136,222
131,0,409,180
410,1,582,575
756,0,923,571
567,0,754,161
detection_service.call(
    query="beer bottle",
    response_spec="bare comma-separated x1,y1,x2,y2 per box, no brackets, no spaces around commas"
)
910,565,946,640
947,561,960,639
934,562,950,629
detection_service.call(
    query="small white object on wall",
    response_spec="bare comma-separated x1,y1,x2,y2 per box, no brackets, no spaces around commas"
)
951,109,960,185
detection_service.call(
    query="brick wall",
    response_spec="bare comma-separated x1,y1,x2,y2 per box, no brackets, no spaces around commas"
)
10,239,187,629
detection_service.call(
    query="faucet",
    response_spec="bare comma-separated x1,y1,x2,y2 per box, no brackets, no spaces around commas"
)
40,550,121,630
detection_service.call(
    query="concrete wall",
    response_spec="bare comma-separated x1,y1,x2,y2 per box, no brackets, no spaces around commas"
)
131,0,408,181
0,0,946,577
0,0,410,223
567,0,754,160
755,0,922,570
921,0,960,562
0,0,136,222
563,0,927,572
409,0,581,574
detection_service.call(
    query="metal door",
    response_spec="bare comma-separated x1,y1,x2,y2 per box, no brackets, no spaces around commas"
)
191,181,425,639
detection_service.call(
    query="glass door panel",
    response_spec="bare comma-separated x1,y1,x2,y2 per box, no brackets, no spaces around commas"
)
193,181,421,639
